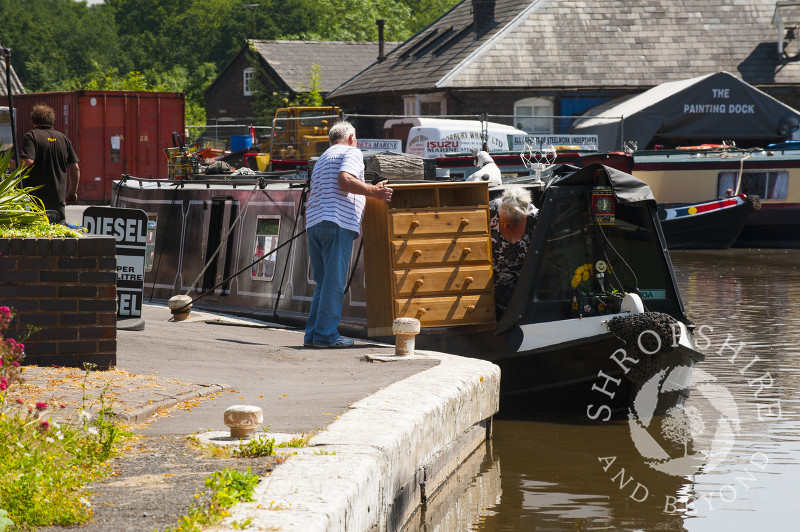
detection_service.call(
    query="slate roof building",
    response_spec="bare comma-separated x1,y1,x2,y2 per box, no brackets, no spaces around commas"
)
328,0,800,145
0,49,24,98
205,39,399,128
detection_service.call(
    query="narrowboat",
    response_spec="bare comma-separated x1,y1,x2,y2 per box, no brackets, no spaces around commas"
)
657,194,759,250
113,162,704,420
632,146,800,248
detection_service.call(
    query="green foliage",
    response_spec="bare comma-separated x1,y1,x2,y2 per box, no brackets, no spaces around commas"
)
0,350,130,529
162,468,259,532
291,64,324,107
1,0,458,125
232,434,275,458
275,433,310,448
0,150,83,237
0,150,48,228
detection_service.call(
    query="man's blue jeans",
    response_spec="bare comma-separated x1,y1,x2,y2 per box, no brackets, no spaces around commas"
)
304,221,357,345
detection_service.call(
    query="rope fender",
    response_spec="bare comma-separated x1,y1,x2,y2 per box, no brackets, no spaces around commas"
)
607,312,679,383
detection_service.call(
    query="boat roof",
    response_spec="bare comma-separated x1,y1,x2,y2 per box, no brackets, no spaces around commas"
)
549,163,657,205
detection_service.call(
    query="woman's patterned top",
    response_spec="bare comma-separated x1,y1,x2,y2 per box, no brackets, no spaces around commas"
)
489,198,538,317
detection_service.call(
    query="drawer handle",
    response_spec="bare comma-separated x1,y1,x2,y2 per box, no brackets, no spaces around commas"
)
460,218,470,227
410,220,420,228
413,278,424,289
464,276,474,285
416,308,427,317
413,249,423,257
466,305,476,313
462,247,472,255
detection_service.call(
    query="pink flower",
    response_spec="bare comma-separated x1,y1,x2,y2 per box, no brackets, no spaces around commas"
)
12,361,19,367
0,383,5,391
16,398,23,404
35,402,48,411
60,404,66,409
39,420,50,431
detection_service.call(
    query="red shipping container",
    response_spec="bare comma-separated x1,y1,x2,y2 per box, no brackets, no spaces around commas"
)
14,91,185,203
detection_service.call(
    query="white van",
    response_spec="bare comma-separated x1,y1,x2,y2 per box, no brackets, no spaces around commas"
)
383,118,528,157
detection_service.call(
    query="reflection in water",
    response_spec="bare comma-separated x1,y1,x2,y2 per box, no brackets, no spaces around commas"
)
434,250,800,531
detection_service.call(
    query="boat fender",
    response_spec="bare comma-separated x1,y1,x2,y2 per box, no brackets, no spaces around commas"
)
746,194,761,213
620,293,644,314
606,311,680,383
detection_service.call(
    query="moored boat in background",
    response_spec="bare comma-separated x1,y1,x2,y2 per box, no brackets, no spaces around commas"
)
657,194,760,249
632,146,800,248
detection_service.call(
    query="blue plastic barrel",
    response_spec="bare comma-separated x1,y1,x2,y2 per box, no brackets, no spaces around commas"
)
230,135,253,152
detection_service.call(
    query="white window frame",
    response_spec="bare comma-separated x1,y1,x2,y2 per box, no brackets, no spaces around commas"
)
251,215,280,281
243,67,254,97
514,97,554,134
403,93,447,116
718,170,789,200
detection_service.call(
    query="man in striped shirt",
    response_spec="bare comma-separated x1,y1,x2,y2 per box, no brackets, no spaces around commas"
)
304,121,392,348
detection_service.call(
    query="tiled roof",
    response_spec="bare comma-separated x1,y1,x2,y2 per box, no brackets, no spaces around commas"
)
250,40,400,93
329,0,800,98
0,47,25,97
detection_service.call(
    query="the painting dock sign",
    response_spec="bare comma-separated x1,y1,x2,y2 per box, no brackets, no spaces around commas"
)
82,207,148,319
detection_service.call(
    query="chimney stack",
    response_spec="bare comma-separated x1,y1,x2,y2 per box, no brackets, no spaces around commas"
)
472,0,496,38
377,19,387,62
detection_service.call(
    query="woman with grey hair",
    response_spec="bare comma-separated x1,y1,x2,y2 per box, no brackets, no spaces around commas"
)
489,185,538,318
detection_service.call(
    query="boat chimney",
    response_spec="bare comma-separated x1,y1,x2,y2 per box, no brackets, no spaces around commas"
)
472,0,496,39
377,19,387,62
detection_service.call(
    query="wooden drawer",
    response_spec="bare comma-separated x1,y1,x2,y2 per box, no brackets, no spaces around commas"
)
394,294,495,327
391,237,491,266
393,266,494,296
390,209,488,237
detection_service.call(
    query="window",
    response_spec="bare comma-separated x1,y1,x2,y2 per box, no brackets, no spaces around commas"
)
144,216,157,272
243,68,254,96
717,171,788,200
403,93,447,116
251,217,280,280
514,97,553,134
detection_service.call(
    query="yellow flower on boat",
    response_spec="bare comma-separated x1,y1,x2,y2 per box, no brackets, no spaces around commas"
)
571,263,594,289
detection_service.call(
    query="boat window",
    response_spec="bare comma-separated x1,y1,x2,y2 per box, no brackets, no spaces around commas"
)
526,189,680,323
251,216,280,281
717,171,788,200
144,215,157,273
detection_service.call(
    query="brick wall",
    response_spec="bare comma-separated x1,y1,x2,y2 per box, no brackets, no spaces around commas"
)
0,235,118,369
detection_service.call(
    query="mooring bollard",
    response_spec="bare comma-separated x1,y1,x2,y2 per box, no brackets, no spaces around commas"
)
393,317,420,356
223,405,263,438
168,294,192,321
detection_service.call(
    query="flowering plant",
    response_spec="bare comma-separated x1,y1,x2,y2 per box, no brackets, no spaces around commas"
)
1,307,129,529
570,263,594,289
0,306,24,393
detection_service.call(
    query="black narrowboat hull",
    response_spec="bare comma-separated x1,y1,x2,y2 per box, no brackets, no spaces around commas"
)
657,196,753,249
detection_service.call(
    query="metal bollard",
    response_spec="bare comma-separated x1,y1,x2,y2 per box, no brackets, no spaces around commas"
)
393,317,420,356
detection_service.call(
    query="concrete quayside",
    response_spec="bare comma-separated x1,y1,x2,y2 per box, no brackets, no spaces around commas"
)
208,349,500,532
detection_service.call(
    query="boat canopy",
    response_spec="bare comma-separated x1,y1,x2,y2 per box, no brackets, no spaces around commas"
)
547,163,657,205
568,72,800,152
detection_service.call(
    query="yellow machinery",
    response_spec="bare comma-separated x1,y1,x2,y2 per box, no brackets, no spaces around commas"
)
261,106,340,172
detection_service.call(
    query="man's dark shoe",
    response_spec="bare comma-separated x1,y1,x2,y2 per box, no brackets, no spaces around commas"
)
314,336,355,348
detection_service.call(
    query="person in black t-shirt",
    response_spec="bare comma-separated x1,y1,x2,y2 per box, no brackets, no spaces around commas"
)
20,103,80,224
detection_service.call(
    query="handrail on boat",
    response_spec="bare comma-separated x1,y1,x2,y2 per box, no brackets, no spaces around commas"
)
114,172,308,189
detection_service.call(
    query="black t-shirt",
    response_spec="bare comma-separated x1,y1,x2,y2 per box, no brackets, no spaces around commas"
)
20,126,79,210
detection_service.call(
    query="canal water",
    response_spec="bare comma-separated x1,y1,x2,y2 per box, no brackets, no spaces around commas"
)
421,249,800,531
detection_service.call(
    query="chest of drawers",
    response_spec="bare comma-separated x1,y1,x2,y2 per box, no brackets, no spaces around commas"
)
363,181,496,336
